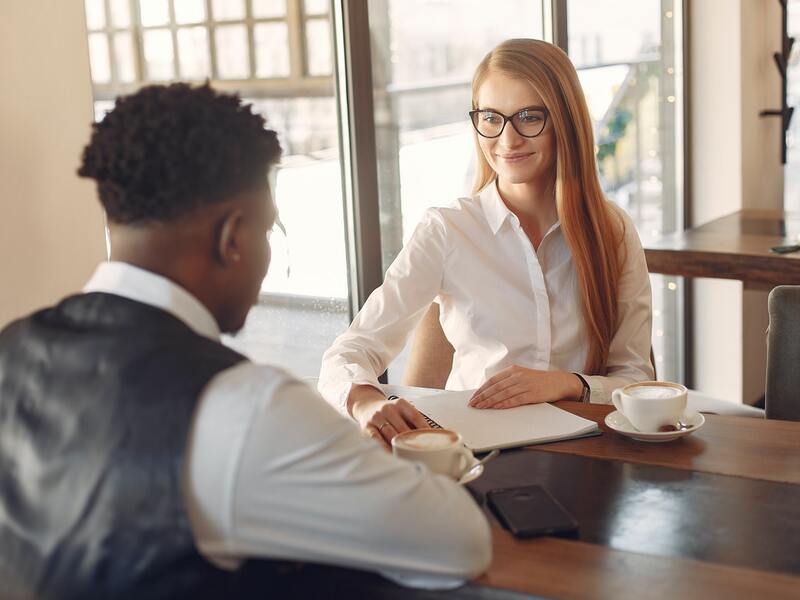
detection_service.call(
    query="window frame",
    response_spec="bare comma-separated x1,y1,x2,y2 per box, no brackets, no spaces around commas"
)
85,0,333,102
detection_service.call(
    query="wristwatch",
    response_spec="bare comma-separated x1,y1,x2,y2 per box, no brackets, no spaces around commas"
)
572,373,591,403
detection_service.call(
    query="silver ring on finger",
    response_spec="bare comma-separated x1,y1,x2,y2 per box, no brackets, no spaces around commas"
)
378,421,391,432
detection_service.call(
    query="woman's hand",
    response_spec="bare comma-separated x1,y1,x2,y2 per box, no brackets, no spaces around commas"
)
349,385,429,450
468,366,583,409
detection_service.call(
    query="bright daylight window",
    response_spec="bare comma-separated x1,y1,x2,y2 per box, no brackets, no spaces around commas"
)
786,0,800,212
83,0,686,383
83,0,348,378
568,0,684,382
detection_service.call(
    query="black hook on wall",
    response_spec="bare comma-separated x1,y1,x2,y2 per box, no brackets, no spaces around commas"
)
760,0,795,164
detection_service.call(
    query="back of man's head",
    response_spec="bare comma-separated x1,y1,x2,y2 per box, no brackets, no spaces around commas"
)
78,82,281,225
77,83,282,332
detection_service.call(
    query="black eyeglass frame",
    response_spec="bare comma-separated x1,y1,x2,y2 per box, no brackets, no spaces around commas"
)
468,107,550,139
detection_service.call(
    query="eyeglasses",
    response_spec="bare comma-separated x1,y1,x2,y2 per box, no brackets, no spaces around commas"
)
468,107,549,139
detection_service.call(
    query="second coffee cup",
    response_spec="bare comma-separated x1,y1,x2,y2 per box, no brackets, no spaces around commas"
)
611,381,688,433
392,428,474,479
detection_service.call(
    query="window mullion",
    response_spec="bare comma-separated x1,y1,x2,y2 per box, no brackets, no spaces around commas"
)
205,0,220,80
167,0,180,79
245,0,257,79
130,0,146,81
287,0,307,82
331,0,383,319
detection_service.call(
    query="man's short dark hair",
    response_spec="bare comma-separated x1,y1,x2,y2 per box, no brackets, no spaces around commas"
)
78,83,282,224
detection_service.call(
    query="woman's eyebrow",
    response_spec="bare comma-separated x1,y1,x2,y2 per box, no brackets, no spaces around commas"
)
475,105,546,113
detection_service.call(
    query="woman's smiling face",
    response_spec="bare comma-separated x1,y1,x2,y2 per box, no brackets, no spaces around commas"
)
474,71,555,186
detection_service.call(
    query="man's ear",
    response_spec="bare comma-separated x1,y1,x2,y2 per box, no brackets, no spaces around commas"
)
215,208,245,267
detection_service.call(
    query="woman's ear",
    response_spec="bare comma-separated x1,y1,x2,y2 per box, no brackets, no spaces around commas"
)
215,208,245,267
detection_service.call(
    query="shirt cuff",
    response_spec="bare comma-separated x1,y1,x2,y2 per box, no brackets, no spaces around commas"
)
318,366,385,417
578,375,607,404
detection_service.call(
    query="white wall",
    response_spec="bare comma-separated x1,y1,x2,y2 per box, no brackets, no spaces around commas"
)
690,0,782,403
0,1,106,327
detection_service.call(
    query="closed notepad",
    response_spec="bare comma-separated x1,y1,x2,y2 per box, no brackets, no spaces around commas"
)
397,388,600,452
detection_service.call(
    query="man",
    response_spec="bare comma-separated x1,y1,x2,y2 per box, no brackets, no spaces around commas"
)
0,83,490,598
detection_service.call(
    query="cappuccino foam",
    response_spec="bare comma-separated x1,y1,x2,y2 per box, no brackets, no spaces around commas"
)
628,384,682,400
396,431,457,450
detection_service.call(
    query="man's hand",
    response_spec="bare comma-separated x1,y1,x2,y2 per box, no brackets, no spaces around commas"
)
468,366,583,409
349,385,429,450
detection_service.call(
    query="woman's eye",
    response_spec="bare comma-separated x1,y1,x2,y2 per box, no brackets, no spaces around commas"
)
482,113,500,123
520,113,542,122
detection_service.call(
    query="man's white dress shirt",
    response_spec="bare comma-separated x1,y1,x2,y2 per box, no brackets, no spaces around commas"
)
319,182,654,410
84,262,491,588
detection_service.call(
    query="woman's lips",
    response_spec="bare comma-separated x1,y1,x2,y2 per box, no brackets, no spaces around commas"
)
496,152,534,163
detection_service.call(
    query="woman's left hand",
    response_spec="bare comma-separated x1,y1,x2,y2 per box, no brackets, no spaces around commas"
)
468,366,583,409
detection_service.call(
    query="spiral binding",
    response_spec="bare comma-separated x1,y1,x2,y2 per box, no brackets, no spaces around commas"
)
387,395,442,429
422,414,442,429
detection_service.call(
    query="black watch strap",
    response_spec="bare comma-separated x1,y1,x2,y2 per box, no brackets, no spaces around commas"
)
572,373,591,403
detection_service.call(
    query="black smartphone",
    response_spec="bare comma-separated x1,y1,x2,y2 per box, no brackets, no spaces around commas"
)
769,243,800,254
486,485,578,539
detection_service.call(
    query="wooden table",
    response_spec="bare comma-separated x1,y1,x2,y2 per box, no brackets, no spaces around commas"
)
266,403,800,599
642,209,800,286
467,401,800,599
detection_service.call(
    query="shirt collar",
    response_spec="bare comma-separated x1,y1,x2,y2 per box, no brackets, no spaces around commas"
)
83,261,221,341
479,180,516,235
479,180,561,238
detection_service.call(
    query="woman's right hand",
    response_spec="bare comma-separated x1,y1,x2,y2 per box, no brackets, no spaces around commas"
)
349,385,429,450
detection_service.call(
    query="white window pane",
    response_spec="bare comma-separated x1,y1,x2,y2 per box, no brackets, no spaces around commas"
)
174,0,206,24
254,23,289,78
139,0,170,26
178,27,210,79
215,24,249,78
109,0,131,28
253,0,286,18
84,0,106,30
305,19,331,76
93,100,116,123
303,0,328,16
786,0,800,211
114,32,137,82
88,33,111,83
211,0,245,21
143,29,175,80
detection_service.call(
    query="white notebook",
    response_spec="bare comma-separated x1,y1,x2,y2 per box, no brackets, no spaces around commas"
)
383,385,600,453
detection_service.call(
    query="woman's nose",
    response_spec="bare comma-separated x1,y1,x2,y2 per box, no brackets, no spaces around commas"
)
499,121,524,148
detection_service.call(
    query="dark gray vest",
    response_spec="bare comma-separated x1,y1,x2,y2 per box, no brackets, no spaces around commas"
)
0,293,248,598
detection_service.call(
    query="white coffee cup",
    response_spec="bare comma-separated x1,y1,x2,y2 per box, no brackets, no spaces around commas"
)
611,381,688,433
392,428,474,479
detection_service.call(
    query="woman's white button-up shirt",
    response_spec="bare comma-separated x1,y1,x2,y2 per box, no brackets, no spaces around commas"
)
319,182,654,410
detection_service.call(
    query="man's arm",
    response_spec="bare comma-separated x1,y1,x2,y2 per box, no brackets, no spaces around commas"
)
185,365,491,587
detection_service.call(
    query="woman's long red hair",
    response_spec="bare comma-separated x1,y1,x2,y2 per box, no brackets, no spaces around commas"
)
472,39,625,375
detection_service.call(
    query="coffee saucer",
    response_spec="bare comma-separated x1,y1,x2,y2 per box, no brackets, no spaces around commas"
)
458,458,484,485
605,410,705,442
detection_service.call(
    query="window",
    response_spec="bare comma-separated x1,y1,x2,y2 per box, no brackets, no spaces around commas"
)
786,0,800,212
567,0,685,382
83,1,688,384
84,0,349,378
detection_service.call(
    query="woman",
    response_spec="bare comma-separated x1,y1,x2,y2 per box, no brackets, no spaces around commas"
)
318,39,653,448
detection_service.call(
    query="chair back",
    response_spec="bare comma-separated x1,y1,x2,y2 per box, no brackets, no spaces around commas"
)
402,303,453,389
766,285,800,421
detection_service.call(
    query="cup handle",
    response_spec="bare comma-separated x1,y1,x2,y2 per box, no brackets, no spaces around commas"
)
455,446,474,478
611,388,624,414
